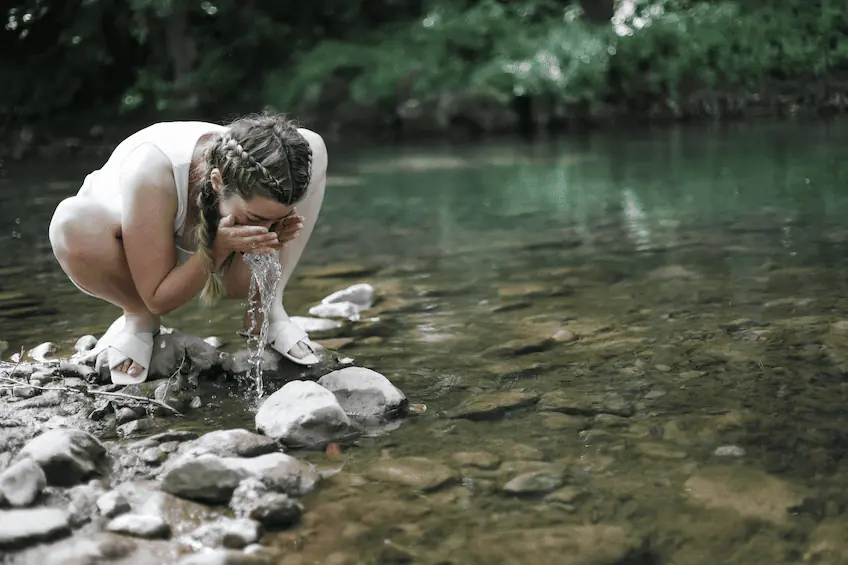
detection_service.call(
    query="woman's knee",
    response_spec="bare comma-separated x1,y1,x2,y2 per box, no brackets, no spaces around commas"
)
49,197,116,261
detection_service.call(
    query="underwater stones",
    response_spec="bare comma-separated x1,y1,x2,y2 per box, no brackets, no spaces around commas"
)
683,465,807,524
160,452,318,504
106,513,171,539
365,457,457,492
501,470,566,497
255,380,358,449
317,366,408,420
0,507,71,549
445,391,539,421
14,428,108,487
0,457,46,507
538,390,635,418
451,451,501,470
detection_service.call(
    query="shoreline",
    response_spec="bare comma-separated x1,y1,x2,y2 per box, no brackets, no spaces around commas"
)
4,85,847,166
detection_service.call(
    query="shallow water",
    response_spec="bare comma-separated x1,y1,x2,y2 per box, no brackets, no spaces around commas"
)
4,119,848,563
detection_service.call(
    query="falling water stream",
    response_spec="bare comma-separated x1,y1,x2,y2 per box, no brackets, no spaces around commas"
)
242,252,283,397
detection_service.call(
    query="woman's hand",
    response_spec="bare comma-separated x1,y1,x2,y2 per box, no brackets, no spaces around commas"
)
212,214,278,264
270,210,305,250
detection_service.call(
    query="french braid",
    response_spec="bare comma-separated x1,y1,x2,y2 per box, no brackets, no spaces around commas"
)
192,113,315,305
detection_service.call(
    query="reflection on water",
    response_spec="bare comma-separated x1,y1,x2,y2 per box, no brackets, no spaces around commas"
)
4,119,848,563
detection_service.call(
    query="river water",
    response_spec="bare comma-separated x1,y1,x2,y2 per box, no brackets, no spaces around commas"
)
3,119,848,563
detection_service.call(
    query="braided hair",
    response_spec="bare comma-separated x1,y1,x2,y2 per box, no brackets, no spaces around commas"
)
193,113,313,305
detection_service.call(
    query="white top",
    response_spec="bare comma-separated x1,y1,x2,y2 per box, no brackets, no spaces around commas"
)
79,121,228,262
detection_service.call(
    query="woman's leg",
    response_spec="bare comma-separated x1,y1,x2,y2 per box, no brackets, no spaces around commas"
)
49,196,159,377
223,172,326,360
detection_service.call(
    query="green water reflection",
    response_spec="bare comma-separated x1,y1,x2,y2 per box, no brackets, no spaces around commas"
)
3,118,848,563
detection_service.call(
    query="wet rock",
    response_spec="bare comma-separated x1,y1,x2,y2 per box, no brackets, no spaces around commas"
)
451,451,501,470
714,445,746,457
804,518,848,564
74,335,98,354
0,457,46,507
648,265,701,280
545,486,585,505
291,316,344,333
106,512,171,539
442,524,644,565
230,478,303,529
205,336,224,348
446,391,539,421
117,417,156,438
255,380,359,449
309,301,362,321
300,263,377,279
540,413,587,431
322,283,376,309
187,517,261,549
184,428,280,458
635,442,687,460
684,465,807,524
317,366,408,420
13,385,39,398
66,481,108,527
0,507,70,549
502,470,565,497
28,342,58,363
177,549,273,565
484,337,557,357
57,362,97,381
160,452,318,504
41,532,137,564
539,391,635,417
379,539,419,563
14,428,108,487
96,490,131,518
365,457,457,491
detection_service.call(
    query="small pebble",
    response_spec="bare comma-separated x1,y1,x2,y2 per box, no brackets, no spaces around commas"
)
714,445,745,457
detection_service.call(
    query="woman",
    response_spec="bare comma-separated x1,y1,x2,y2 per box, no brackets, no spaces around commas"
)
48,113,328,385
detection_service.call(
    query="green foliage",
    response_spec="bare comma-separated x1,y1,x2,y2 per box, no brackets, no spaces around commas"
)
2,0,847,129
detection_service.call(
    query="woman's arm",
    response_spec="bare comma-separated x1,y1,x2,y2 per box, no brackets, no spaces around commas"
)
119,144,214,315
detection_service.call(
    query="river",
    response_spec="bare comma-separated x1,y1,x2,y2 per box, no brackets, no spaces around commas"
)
3,118,848,563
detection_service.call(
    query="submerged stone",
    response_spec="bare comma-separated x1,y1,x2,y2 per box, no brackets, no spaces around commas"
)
186,517,261,550
365,457,457,491
445,392,539,421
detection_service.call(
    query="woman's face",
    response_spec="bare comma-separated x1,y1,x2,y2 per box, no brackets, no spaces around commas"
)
210,169,294,230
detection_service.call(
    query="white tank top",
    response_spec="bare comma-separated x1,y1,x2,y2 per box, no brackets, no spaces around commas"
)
80,121,228,262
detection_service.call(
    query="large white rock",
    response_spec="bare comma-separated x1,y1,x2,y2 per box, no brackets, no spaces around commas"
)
317,366,408,420
255,381,359,448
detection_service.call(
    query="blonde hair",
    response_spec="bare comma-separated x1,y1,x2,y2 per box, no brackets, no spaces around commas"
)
193,112,314,305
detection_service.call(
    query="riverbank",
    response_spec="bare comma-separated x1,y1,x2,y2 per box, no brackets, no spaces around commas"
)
3,80,847,166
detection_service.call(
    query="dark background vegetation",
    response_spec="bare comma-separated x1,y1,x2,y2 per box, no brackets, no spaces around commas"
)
2,0,847,156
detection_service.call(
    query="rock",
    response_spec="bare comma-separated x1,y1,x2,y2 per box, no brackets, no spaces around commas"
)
140,446,168,465
118,417,156,438
230,478,303,529
0,507,70,549
291,316,343,333
502,470,565,496
204,336,224,348
309,301,362,321
106,513,171,539
451,451,501,470
14,428,108,487
0,457,46,507
804,518,848,564
160,452,318,504
187,518,261,549
317,366,408,420
184,429,280,458
74,335,98,354
322,283,376,309
57,362,97,381
177,549,273,565
683,465,806,524
365,457,457,491
443,525,643,565
300,263,377,279
255,380,359,448
66,481,108,527
648,265,701,280
13,385,38,398
714,445,746,457
96,490,131,518
445,392,539,421
28,342,57,363
538,391,635,417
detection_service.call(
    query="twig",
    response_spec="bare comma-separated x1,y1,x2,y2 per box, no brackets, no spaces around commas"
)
165,351,187,395
0,375,183,417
